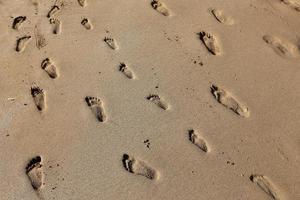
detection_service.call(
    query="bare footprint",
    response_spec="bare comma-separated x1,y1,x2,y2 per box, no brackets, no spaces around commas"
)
146,94,169,110
16,36,31,52
188,129,210,153
199,31,221,55
81,18,92,30
211,84,250,118
41,58,58,79
85,96,106,122
78,0,86,7
12,16,26,30
281,0,300,11
104,37,119,50
34,25,47,49
211,9,234,25
49,18,61,34
47,1,63,18
119,63,135,79
26,156,44,190
31,85,46,111
122,154,159,180
151,0,171,16
250,175,282,200
263,35,299,58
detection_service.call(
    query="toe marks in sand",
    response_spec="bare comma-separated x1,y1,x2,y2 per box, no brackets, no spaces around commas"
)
85,96,107,122
151,0,171,16
122,154,159,180
188,130,210,153
41,58,58,79
263,35,299,58
211,84,250,118
199,31,221,55
31,85,46,111
146,94,169,110
250,175,283,200
26,156,44,190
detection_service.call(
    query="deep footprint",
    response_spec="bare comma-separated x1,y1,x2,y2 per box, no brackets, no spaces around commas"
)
211,84,250,118
188,129,210,153
26,156,44,190
16,36,31,52
12,16,26,30
119,63,135,79
263,35,299,58
250,175,282,200
199,31,221,55
146,94,169,110
151,0,171,16
122,154,158,180
211,9,234,25
85,96,106,122
81,18,92,30
49,18,61,34
104,37,119,50
41,58,58,79
31,85,46,111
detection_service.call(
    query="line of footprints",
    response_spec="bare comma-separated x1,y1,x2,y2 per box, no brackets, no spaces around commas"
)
15,0,292,199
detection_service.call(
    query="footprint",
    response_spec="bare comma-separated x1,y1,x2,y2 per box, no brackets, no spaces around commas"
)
281,0,300,12
41,58,58,79
85,96,106,122
250,175,282,200
198,31,221,55
49,18,61,34
263,35,299,58
211,84,250,118
26,156,44,190
146,94,169,110
119,63,135,79
151,0,171,16
31,85,46,111
211,9,234,25
188,129,210,153
122,154,158,180
81,18,92,30
34,25,47,49
12,16,26,30
47,5,60,18
78,0,86,7
104,37,119,50
16,36,31,52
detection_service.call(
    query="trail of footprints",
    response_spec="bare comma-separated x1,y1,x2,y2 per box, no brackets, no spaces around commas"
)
13,1,287,198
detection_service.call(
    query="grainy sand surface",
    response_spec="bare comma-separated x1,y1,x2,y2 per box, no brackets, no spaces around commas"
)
0,0,299,199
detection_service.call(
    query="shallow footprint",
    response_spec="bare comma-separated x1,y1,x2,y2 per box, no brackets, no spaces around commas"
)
41,58,58,79
281,0,300,11
263,35,299,58
81,18,92,30
188,129,210,153
122,154,158,180
199,31,221,55
34,25,47,49
78,0,86,7
49,18,61,34
211,84,250,118
250,175,282,200
85,96,106,122
104,37,119,50
146,94,169,110
31,85,46,111
151,0,171,16
16,36,31,52
26,156,44,190
12,16,26,30
119,63,135,79
211,9,234,25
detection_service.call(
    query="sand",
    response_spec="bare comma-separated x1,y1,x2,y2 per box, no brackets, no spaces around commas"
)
0,0,299,199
